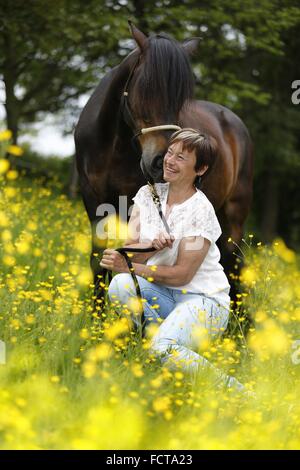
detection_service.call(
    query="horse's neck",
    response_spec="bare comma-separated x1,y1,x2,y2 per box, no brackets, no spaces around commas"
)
98,53,137,133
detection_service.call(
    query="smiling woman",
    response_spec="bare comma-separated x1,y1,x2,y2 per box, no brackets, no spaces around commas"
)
163,128,217,191
101,128,248,394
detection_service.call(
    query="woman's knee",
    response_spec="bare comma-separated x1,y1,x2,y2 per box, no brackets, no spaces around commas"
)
150,336,173,356
150,325,178,356
183,298,225,325
107,273,134,302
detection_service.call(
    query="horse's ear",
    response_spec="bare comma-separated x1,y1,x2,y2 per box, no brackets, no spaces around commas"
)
128,20,148,51
182,37,201,56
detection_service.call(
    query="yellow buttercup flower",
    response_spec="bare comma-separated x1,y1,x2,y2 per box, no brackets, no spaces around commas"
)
3,255,16,266
6,170,19,180
80,328,90,340
152,395,171,413
0,211,10,227
56,253,66,264
99,214,130,243
50,376,60,384
240,266,256,286
16,241,30,254
128,296,143,314
273,238,296,263
0,129,12,140
131,363,144,377
1,229,12,242
4,186,17,197
7,145,24,156
82,361,96,378
0,158,10,175
74,233,90,254
104,318,131,341
249,319,290,360
76,268,93,286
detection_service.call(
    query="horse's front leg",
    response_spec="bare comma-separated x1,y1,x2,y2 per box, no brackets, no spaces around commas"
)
217,185,252,304
217,210,242,304
89,217,110,314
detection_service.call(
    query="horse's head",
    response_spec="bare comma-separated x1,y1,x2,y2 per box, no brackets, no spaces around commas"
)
125,22,200,182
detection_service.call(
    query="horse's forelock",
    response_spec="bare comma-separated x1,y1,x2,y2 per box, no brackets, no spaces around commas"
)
133,34,194,121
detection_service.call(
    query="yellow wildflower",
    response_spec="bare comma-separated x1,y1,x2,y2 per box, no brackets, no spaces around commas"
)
104,318,131,341
0,129,12,140
6,170,19,180
153,396,171,413
50,376,60,384
0,158,10,174
56,253,66,264
240,266,256,286
273,238,296,263
7,145,23,156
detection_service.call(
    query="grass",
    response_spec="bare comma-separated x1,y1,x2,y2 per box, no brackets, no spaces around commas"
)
1,169,300,450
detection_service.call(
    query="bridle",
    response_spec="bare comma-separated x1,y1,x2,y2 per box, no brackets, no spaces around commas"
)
101,53,181,336
120,53,181,156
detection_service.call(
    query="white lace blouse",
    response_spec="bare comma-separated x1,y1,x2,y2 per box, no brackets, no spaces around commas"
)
132,183,231,310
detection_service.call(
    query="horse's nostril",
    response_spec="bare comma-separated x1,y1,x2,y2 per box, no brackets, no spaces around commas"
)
152,155,163,171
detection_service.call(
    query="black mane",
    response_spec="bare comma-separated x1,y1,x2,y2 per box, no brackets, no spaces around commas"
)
133,33,194,120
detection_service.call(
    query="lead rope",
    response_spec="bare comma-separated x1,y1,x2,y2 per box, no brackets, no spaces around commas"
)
101,182,172,337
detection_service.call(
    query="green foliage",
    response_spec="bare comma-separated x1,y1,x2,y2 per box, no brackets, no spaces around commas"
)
20,145,74,191
1,0,300,243
0,0,130,136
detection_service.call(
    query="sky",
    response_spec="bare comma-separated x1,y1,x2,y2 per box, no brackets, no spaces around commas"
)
20,120,75,158
0,85,89,158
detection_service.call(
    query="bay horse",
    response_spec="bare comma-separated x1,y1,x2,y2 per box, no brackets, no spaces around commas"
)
74,21,254,307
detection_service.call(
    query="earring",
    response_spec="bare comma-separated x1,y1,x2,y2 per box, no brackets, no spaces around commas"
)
195,175,201,188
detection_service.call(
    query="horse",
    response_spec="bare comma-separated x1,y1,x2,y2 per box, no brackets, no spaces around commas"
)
74,21,254,307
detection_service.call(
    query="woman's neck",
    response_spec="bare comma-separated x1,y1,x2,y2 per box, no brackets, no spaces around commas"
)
167,182,197,205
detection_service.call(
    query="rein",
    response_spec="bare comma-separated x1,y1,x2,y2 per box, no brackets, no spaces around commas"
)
102,182,172,335
101,54,181,334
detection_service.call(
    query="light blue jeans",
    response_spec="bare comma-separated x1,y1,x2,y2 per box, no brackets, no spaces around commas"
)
107,273,245,390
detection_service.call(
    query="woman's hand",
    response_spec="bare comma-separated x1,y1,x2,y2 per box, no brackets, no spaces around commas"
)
152,231,175,251
99,249,130,273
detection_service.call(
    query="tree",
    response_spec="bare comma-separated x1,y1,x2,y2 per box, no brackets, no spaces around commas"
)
1,0,300,244
0,0,130,142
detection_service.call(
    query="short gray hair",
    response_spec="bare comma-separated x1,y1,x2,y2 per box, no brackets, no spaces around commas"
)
169,128,218,181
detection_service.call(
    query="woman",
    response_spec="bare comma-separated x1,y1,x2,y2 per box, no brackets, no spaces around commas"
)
100,128,246,392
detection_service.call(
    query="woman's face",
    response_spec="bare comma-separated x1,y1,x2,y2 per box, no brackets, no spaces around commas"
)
163,140,200,186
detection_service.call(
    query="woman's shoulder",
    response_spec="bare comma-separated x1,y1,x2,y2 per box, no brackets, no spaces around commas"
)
132,184,150,207
186,190,222,242
193,189,215,211
132,183,167,207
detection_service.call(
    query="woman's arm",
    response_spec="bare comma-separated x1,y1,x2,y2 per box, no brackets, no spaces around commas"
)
131,236,210,287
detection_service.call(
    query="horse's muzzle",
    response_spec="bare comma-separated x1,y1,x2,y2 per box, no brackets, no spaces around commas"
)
150,155,164,182
140,155,164,183
151,154,163,171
